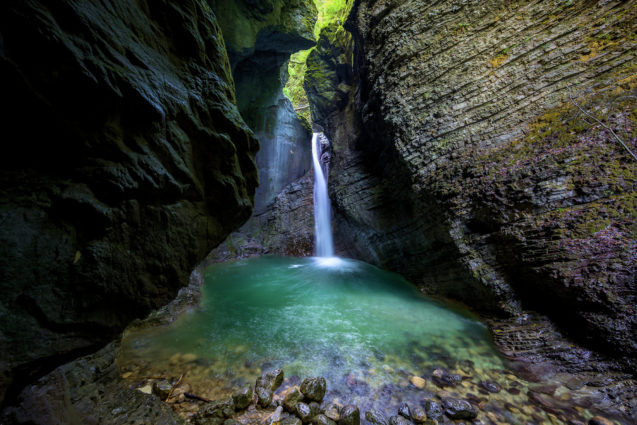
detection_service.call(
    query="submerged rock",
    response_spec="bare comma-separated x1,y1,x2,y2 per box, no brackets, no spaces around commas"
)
389,415,414,425
338,405,360,425
410,406,427,423
441,398,477,420
409,376,426,389
398,403,411,419
152,379,173,400
365,409,388,425
588,417,614,425
300,377,327,402
479,381,501,394
424,401,443,421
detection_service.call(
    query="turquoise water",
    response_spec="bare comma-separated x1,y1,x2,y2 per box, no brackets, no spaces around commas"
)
120,256,504,407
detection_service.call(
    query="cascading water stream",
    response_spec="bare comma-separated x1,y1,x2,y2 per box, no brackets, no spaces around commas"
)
311,132,334,257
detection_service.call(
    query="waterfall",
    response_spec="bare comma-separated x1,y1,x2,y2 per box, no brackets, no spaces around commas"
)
312,132,334,257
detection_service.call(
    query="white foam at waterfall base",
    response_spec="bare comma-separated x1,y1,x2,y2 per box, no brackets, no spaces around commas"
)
312,132,335,257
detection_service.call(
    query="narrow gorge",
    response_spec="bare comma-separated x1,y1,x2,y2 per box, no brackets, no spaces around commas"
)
0,1,635,425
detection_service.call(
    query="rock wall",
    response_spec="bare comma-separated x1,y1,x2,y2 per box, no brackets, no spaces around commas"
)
210,0,316,212
207,172,315,262
0,0,258,404
327,0,636,364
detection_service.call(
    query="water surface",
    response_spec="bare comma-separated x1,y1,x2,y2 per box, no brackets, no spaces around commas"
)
120,257,504,407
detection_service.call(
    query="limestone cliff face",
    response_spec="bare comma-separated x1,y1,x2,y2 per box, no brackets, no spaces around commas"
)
0,0,258,403
210,0,317,212
328,0,636,363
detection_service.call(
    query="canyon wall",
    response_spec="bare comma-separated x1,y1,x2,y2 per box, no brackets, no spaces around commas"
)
0,0,258,404
323,0,636,366
209,0,316,212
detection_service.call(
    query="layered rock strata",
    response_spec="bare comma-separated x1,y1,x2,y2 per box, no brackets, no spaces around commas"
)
327,0,636,364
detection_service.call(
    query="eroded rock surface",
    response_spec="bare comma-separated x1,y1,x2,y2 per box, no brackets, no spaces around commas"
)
0,0,258,403
210,0,316,212
329,0,636,364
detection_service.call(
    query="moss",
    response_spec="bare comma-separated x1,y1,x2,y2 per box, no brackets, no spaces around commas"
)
282,0,353,123
489,53,509,68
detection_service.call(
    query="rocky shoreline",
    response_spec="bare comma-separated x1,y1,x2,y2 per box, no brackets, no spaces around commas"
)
2,261,635,424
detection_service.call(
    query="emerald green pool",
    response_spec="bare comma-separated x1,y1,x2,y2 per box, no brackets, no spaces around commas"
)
120,257,505,406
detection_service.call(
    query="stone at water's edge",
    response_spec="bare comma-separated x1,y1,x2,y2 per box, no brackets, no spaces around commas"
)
365,409,388,425
441,398,477,420
257,369,285,392
232,385,253,410
0,0,258,405
389,415,413,425
283,386,304,412
300,376,327,402
338,405,360,425
0,342,185,424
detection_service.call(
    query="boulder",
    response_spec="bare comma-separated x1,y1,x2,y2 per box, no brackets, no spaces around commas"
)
441,398,477,420
233,384,254,410
338,405,360,425
300,377,327,402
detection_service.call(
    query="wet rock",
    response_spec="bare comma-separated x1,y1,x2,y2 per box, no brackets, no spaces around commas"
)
300,377,327,402
479,381,501,393
309,402,321,417
257,369,285,392
410,406,427,423
324,403,342,422
432,369,461,387
441,398,477,420
256,386,273,408
588,417,614,425
365,409,388,425
398,403,411,419
233,384,254,410
0,0,260,402
389,415,414,425
339,405,360,425
152,379,173,399
424,401,443,421
297,402,315,423
265,406,284,425
195,398,236,425
314,414,337,425
283,386,303,412
282,417,303,425
409,376,426,389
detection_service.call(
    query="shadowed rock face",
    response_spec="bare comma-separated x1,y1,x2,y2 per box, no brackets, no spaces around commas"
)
326,0,636,364
0,0,258,403
209,0,317,212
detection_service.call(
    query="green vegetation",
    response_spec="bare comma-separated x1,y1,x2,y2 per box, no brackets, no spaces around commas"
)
283,0,353,125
